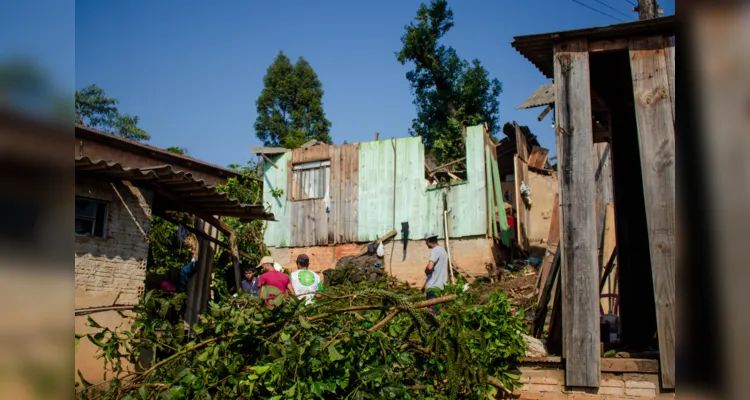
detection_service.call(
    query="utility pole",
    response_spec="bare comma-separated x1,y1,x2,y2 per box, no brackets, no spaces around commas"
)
635,0,659,20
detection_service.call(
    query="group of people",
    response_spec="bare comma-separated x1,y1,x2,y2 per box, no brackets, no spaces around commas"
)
167,232,451,311
241,253,323,306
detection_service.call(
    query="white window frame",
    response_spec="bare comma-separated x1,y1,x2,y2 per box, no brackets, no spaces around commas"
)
75,196,108,237
291,160,331,201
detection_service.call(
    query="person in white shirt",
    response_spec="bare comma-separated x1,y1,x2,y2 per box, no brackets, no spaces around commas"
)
290,254,323,305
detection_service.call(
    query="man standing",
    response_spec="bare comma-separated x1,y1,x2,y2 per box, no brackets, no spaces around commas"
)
240,265,260,297
257,256,295,307
421,233,448,311
290,254,323,305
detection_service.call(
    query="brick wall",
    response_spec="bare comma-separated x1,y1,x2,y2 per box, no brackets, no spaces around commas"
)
514,366,671,399
75,179,153,308
267,236,495,287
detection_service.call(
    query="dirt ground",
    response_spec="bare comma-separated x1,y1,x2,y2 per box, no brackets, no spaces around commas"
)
470,268,539,311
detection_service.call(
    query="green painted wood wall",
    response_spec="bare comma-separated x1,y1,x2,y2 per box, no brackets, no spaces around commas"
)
263,124,492,247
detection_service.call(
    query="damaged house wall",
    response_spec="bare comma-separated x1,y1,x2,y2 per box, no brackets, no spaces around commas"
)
262,125,503,283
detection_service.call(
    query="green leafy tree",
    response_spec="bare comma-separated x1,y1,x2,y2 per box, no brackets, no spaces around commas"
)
75,84,150,141
254,52,332,148
397,0,502,162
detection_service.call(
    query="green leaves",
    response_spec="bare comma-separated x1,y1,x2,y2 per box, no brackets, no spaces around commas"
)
254,51,333,148
75,279,526,399
327,344,345,362
75,84,151,141
397,0,503,163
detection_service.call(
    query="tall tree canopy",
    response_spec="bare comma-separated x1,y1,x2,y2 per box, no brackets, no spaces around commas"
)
75,84,150,141
254,52,332,148
397,0,502,162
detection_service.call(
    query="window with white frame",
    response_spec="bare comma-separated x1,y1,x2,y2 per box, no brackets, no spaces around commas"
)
291,160,330,201
75,196,108,237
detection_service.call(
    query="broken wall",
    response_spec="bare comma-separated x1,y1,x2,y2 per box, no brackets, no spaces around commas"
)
525,171,559,257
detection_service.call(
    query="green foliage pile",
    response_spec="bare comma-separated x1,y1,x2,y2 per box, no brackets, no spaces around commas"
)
76,283,527,399
254,51,333,148
397,0,503,163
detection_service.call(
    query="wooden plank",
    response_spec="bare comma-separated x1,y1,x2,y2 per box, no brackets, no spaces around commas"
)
533,249,561,338
537,193,560,302
588,38,628,53
349,145,359,243
490,148,510,246
249,146,290,155
514,121,530,161
485,146,497,239
513,155,523,247
601,203,616,270
429,157,466,173
261,153,278,169
528,146,550,170
292,144,330,163
537,105,552,121
664,36,675,123
328,145,339,244
554,37,600,388
601,358,659,374
629,36,676,389
357,229,397,256
594,143,614,269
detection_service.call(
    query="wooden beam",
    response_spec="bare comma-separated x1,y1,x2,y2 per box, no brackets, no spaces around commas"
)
261,153,279,169
629,36,676,389
537,193,560,303
601,358,658,374
528,146,550,170
155,188,234,237
589,38,628,53
156,212,254,260
537,105,552,121
514,121,530,161
249,146,291,155
554,37,600,388
431,157,466,172
357,229,398,256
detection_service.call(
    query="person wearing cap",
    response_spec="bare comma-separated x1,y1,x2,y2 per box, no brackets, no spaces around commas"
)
421,232,448,309
257,256,295,307
290,254,323,305
240,265,261,297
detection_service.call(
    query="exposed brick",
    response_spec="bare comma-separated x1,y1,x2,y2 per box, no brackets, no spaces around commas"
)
597,385,625,396
625,380,656,389
625,387,657,397
527,383,559,393
75,181,153,307
530,375,562,385
600,378,625,388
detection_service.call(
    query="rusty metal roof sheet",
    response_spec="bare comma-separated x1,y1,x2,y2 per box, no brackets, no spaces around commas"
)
517,83,555,110
75,156,274,221
511,15,675,78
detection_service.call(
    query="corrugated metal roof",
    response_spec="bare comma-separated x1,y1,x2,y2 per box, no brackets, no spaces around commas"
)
511,15,676,78
517,83,555,110
518,84,554,110
75,156,274,221
76,124,240,178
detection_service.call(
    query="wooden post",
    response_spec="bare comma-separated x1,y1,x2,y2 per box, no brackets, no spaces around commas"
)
629,36,676,389
554,38,600,388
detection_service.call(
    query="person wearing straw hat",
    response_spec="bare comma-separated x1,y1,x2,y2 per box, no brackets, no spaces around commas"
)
257,256,295,307
421,232,448,310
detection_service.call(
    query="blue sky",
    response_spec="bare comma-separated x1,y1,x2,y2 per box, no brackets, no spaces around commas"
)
73,0,674,168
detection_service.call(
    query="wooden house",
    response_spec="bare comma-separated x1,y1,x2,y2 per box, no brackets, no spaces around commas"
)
256,124,512,286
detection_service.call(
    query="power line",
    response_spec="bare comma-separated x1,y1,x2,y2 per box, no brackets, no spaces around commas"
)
622,0,637,6
570,0,627,23
593,0,636,20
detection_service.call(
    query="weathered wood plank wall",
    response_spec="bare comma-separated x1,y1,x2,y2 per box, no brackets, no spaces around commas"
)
629,36,676,389
554,37,600,388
